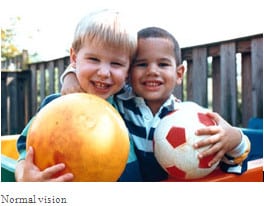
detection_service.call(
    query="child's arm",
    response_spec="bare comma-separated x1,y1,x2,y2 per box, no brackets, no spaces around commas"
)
194,111,250,173
60,65,84,95
15,94,75,181
15,147,74,182
16,118,74,182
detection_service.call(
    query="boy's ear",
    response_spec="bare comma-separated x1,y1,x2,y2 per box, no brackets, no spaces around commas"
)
176,64,186,84
70,48,77,68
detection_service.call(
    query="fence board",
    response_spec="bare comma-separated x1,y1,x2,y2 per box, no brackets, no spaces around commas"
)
39,63,46,101
8,73,19,134
251,38,263,117
187,47,208,107
220,42,237,125
1,71,30,135
212,57,221,113
1,72,8,134
30,64,38,114
242,53,252,127
48,61,55,94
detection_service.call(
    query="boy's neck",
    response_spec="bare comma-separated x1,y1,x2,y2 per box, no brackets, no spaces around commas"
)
145,94,175,115
146,101,164,115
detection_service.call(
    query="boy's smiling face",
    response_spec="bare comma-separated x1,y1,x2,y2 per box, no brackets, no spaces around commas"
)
71,39,130,100
130,37,183,112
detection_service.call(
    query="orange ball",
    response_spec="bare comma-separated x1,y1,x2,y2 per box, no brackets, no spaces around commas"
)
27,93,129,181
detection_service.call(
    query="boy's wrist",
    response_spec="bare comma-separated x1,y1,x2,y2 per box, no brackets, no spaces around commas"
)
227,129,249,158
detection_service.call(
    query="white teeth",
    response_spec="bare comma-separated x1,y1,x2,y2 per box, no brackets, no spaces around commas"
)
94,82,109,89
145,82,160,86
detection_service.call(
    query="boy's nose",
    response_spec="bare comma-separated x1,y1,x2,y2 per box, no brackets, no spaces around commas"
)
146,64,159,75
97,64,110,78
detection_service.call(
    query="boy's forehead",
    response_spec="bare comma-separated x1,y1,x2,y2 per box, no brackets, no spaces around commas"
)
138,38,174,54
85,35,132,53
82,38,130,60
139,37,173,48
84,36,126,51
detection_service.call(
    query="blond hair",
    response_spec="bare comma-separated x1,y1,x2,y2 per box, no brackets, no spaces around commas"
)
72,9,137,60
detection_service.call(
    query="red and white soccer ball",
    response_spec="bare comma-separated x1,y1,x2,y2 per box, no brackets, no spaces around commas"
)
154,103,220,180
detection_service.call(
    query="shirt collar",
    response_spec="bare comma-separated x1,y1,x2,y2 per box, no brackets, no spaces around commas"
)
106,95,114,105
117,85,181,111
116,85,136,100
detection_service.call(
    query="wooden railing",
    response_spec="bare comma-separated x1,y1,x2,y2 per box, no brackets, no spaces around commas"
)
1,34,263,135
178,34,263,127
1,56,70,135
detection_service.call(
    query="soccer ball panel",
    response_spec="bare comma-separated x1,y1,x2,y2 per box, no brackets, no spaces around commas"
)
166,127,186,148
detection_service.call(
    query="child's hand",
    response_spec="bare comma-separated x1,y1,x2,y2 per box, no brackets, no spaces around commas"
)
61,72,84,95
193,111,242,167
15,146,74,182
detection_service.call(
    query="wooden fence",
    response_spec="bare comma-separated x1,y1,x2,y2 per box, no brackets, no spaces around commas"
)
1,34,263,135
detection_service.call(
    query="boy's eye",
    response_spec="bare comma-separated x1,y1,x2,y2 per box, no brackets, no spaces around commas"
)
134,62,147,67
159,62,170,67
87,57,99,62
111,62,123,67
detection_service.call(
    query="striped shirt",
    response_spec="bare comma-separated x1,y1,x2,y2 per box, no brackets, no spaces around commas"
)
116,87,250,181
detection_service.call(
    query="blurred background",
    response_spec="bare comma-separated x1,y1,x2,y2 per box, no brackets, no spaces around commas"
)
1,0,263,135
1,0,262,62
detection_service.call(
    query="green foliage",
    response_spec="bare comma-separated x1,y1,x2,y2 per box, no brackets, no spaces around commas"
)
1,17,21,60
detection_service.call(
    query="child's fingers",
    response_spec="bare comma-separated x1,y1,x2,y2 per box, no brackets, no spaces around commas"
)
197,142,225,167
194,131,220,149
51,173,74,182
41,163,66,180
25,146,34,163
195,125,219,136
41,163,74,182
208,150,225,167
197,141,220,158
205,111,221,124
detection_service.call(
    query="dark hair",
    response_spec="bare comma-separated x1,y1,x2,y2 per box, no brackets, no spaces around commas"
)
137,27,182,66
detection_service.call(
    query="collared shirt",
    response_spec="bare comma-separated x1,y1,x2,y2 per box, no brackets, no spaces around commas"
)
116,86,250,181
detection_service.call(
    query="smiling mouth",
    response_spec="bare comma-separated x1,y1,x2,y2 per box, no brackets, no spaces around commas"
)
143,81,162,87
93,81,112,90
